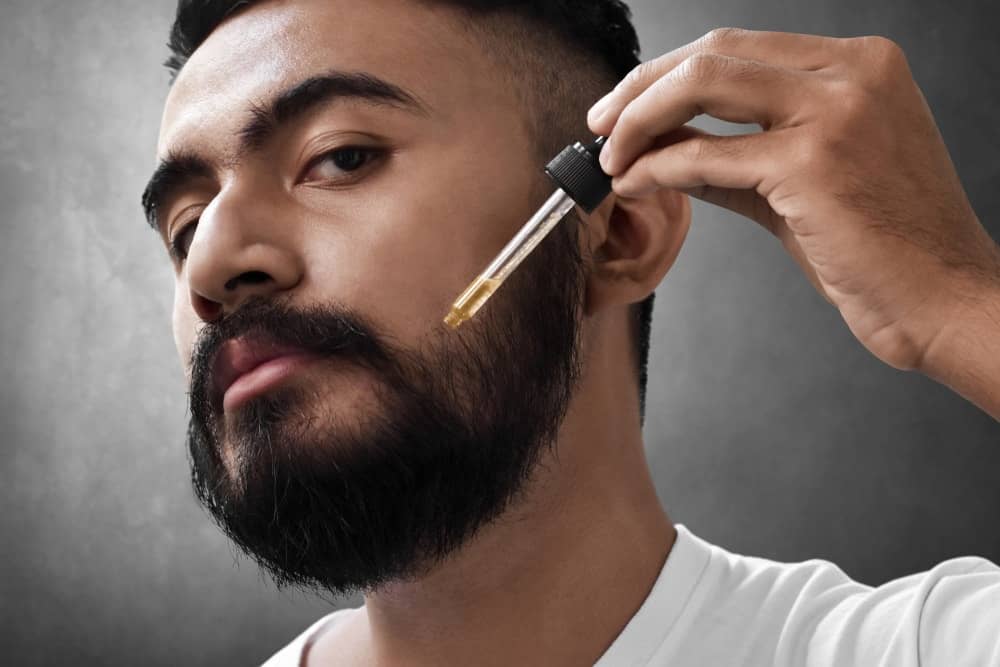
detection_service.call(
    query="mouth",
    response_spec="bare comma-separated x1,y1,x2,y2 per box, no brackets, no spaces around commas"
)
212,336,318,413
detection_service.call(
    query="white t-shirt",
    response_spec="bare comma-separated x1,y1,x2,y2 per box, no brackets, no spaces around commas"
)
262,524,1000,666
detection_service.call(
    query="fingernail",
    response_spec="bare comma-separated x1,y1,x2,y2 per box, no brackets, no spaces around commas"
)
611,175,631,197
588,93,614,125
599,136,614,172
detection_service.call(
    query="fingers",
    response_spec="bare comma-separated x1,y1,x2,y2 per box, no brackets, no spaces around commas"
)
589,28,840,133
598,55,813,175
622,125,833,303
612,125,789,200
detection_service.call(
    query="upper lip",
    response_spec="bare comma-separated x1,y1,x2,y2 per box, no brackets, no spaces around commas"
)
212,336,309,405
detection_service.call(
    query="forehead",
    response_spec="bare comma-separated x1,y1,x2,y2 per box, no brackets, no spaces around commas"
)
158,0,503,157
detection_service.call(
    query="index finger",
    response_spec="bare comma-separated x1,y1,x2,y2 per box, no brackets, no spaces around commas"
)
588,28,840,134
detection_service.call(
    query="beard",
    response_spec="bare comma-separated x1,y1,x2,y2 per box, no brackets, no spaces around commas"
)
185,214,587,598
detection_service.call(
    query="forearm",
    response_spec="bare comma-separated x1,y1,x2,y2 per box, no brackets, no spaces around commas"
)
920,243,1000,420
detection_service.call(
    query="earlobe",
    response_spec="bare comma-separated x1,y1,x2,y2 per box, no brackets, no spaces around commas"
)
583,188,691,316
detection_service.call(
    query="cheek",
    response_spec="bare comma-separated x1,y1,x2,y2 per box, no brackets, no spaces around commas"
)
302,162,539,338
300,192,484,337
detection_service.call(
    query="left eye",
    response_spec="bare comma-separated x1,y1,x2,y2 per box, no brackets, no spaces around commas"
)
305,146,382,182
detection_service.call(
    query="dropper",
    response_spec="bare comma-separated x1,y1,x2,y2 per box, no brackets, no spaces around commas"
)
444,136,612,329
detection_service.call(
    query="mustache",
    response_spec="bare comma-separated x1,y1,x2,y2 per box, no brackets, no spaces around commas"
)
187,296,393,412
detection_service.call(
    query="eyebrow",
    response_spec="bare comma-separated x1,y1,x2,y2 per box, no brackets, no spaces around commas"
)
141,70,425,231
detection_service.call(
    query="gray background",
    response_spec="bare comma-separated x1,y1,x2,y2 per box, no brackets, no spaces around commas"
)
1,0,998,665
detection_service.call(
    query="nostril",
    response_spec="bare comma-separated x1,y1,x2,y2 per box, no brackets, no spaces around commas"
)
224,270,271,291
191,292,223,322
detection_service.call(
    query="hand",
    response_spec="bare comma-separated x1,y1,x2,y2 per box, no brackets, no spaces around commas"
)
588,28,1000,373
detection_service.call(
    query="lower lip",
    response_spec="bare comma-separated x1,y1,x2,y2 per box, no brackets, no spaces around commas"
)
222,354,316,412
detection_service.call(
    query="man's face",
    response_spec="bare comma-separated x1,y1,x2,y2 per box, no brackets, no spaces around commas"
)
152,0,589,594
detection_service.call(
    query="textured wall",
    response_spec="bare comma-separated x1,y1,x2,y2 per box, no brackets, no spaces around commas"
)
0,0,997,665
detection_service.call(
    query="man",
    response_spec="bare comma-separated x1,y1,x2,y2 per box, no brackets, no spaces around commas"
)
143,0,1000,664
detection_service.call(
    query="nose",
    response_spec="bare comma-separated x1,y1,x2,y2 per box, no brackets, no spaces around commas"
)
184,183,304,322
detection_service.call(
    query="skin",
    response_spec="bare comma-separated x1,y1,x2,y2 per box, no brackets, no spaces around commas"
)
156,1,688,665
154,4,999,665
590,28,1000,418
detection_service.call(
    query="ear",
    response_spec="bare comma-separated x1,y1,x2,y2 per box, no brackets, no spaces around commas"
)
581,188,691,316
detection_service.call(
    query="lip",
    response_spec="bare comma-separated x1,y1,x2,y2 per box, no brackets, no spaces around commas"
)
213,337,317,412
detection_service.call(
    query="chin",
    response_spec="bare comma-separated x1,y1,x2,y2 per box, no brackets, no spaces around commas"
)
219,373,386,475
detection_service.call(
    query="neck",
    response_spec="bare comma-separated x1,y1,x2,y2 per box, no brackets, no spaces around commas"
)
310,313,676,666
367,343,673,665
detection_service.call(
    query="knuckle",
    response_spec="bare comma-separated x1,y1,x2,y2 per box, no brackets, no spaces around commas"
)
715,136,746,159
675,52,722,84
836,84,873,120
616,102,648,137
702,27,747,47
727,56,761,82
790,136,828,175
682,136,713,162
864,35,903,55
866,35,906,69
624,60,658,88
820,77,875,124
849,35,909,80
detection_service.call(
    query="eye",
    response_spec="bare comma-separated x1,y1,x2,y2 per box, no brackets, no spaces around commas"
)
303,146,384,184
169,219,198,263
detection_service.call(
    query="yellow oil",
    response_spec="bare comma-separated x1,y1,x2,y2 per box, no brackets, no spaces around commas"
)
443,275,502,329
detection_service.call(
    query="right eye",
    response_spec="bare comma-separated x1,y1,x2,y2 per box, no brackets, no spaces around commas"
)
169,219,198,263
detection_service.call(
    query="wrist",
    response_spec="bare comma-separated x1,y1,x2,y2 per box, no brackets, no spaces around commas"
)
917,240,1000,416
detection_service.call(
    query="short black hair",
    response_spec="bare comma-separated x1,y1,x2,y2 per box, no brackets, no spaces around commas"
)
163,0,656,423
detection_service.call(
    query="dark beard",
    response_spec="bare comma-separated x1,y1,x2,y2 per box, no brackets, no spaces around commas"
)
185,215,586,598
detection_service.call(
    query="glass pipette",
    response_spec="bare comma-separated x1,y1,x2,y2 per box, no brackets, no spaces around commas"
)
444,136,612,329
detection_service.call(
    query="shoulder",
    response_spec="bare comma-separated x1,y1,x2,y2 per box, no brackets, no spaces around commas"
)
771,555,1000,666
668,527,1000,666
903,556,1000,665
260,607,362,667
